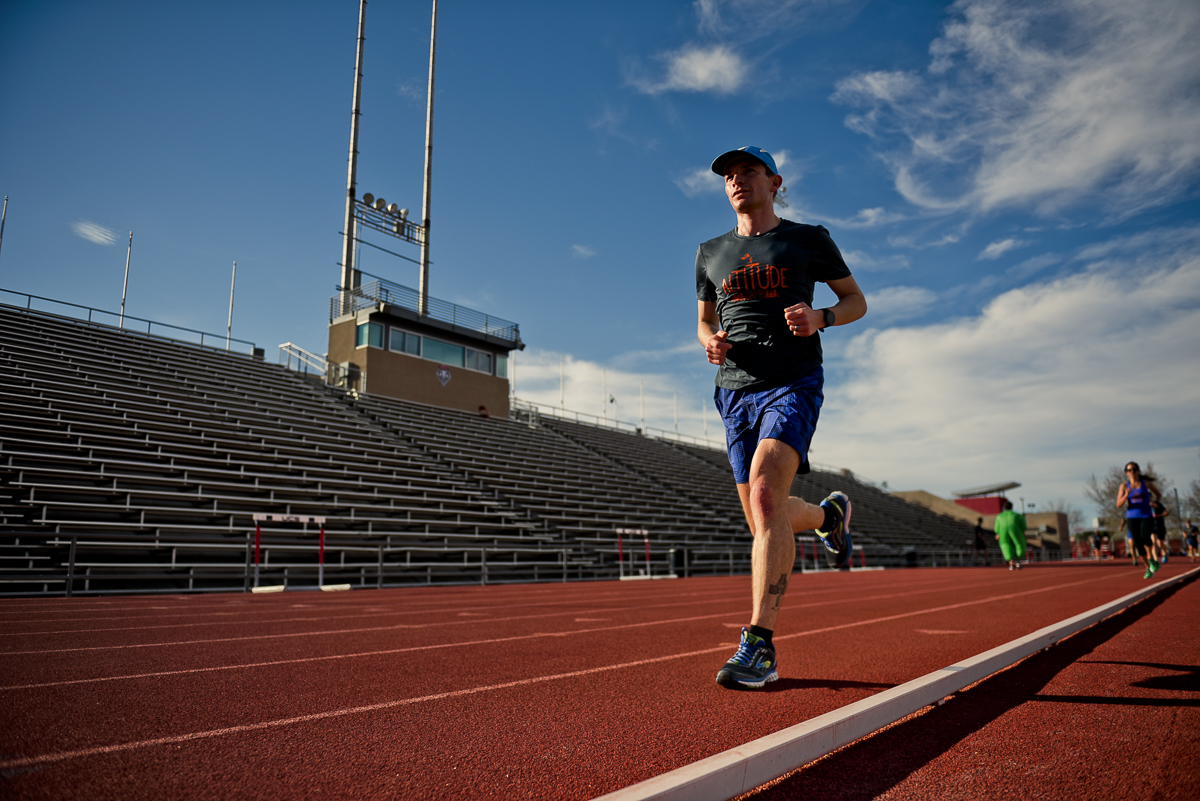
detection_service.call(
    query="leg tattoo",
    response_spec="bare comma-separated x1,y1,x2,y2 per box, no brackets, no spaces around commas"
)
768,572,789,610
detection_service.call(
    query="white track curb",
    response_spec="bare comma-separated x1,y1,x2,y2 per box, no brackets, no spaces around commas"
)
595,566,1199,801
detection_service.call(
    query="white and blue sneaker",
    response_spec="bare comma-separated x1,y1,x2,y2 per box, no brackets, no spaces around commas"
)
816,491,853,569
715,628,778,689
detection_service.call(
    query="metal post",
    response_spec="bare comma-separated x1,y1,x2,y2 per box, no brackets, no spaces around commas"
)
119,231,133,328
0,196,7,262
66,536,77,597
318,524,325,587
254,523,261,588
602,368,607,423
417,0,438,317
226,260,237,351
341,0,367,301
617,531,624,578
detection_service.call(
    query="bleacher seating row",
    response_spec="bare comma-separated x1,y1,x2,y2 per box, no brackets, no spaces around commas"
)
0,303,978,596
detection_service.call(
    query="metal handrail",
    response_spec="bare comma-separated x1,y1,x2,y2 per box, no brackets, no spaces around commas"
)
509,397,723,450
329,279,521,344
0,288,257,354
278,342,327,376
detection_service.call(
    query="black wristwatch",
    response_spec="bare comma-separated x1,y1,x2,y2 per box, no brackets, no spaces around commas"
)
820,308,836,330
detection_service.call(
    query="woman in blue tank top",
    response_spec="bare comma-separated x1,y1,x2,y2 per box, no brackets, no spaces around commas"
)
1117,461,1162,579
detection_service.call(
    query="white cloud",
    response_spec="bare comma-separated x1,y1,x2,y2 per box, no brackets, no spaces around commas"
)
1007,252,1061,279
71,221,118,246
631,44,748,95
818,227,1200,513
572,244,597,258
675,167,724,198
833,0,1200,217
861,285,938,325
841,249,911,272
509,347,722,444
978,238,1026,260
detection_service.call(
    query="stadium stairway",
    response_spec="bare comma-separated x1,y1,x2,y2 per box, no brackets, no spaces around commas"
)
0,303,977,596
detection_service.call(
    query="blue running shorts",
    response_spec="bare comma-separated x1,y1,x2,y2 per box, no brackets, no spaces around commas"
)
714,369,823,485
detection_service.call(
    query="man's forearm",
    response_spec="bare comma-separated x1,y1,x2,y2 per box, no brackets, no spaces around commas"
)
825,292,866,327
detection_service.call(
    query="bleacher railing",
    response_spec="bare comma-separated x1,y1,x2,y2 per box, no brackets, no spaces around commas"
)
329,278,521,344
509,397,724,450
0,288,258,355
278,342,327,377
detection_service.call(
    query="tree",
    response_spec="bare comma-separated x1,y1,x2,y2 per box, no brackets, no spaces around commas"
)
1084,462,1174,533
1183,478,1200,521
1044,497,1084,532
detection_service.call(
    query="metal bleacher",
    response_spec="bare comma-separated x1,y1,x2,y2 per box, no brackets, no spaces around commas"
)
0,302,977,597
0,304,555,595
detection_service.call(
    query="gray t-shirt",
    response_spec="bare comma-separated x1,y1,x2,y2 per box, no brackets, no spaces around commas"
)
696,220,851,391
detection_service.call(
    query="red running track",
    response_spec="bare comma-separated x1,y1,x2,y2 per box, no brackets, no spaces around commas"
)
0,562,1195,800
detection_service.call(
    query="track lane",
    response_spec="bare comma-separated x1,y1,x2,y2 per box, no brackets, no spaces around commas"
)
1,564,1188,800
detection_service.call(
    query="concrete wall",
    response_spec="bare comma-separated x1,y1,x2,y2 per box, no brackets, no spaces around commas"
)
893,490,1067,551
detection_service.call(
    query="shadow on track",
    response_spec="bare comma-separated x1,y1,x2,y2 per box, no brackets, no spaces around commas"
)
741,576,1194,800
759,678,896,694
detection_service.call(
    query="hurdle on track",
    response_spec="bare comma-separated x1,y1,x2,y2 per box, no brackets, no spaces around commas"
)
250,513,348,592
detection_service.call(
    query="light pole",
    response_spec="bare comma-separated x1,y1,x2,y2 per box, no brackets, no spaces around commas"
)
0,196,8,262
119,231,133,328
340,0,367,305
226,260,237,351
418,0,438,317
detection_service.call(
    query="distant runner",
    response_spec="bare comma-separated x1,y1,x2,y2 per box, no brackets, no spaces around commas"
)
696,145,867,689
994,500,1027,570
1117,461,1162,579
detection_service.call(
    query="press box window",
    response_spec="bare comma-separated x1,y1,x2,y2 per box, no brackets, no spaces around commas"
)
422,337,464,367
389,327,421,356
465,348,492,374
496,355,508,379
356,322,384,349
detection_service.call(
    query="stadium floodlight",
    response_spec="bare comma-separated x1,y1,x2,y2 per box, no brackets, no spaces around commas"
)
399,208,408,220
362,192,375,206
386,203,399,214
374,197,387,210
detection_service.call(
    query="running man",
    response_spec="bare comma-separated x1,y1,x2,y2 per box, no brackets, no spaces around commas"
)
973,517,990,566
1117,461,1162,579
696,146,867,689
994,500,1027,570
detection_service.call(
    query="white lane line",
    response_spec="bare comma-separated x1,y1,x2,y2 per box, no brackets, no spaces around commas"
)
0,573,1071,656
0,572,1114,711
0,570,1021,625
594,565,1200,801
0,587,754,630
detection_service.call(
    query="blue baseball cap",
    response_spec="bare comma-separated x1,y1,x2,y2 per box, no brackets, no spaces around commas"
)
711,146,778,176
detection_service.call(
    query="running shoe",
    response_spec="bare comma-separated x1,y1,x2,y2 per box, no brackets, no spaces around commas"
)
816,491,853,569
1149,559,1159,576
1144,568,1153,579
715,628,778,689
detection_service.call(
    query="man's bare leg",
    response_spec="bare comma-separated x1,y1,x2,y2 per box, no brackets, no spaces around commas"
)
734,439,825,631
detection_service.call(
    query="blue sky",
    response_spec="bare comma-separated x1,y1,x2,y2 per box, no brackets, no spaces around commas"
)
2,0,1198,525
